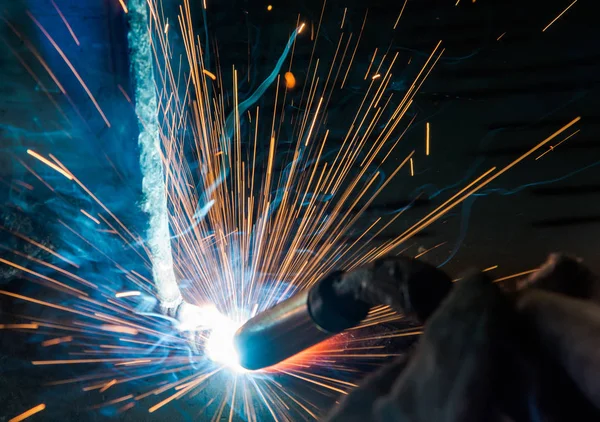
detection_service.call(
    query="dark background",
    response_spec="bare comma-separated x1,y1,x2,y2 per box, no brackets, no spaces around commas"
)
1,0,599,420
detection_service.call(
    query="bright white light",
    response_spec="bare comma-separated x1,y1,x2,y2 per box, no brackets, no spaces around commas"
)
177,302,246,372
205,314,246,372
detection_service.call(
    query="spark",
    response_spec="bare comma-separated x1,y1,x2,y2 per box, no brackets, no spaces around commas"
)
99,379,117,393
202,69,217,80
543,0,578,32
426,122,430,155
371,73,381,80
100,325,139,335
267,5,273,11
453,264,499,282
80,209,100,225
364,48,377,79
371,117,581,261
115,291,141,298
0,324,39,329
42,336,73,347
90,395,133,409
410,157,414,176
497,32,506,41
119,0,129,14
117,84,132,103
414,241,447,259
50,0,80,45
0,227,79,268
28,12,111,127
393,0,409,29
9,404,46,422
494,268,539,283
0,258,87,296
115,360,152,367
341,8,347,29
32,358,151,365
27,149,73,180
535,129,580,160
285,71,297,89
14,180,34,190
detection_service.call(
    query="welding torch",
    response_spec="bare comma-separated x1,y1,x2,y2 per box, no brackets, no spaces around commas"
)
234,256,453,370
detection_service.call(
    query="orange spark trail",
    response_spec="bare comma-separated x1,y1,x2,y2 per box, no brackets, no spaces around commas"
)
426,122,430,155
50,0,80,45
26,150,73,180
535,129,580,160
118,84,132,103
80,209,100,225
543,0,578,32
27,12,111,127
119,0,129,14
99,379,117,393
494,269,539,283
9,404,46,422
42,336,73,347
0,258,87,296
0,324,39,329
202,69,217,80
393,0,409,29
0,226,78,268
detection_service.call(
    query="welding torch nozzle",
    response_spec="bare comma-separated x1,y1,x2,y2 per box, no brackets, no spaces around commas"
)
234,257,453,370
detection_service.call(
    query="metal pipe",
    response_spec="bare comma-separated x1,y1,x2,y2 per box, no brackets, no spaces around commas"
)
234,257,453,370
234,271,370,370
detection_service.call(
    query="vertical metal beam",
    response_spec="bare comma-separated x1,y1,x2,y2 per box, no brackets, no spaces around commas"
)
128,0,182,313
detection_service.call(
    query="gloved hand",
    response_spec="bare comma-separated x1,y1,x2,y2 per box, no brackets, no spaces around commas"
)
326,254,600,422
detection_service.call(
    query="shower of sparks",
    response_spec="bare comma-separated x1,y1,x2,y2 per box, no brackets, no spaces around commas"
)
542,0,577,32
27,12,111,127
0,0,585,421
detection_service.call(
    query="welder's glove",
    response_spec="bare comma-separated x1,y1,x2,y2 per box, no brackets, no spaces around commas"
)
326,254,600,422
